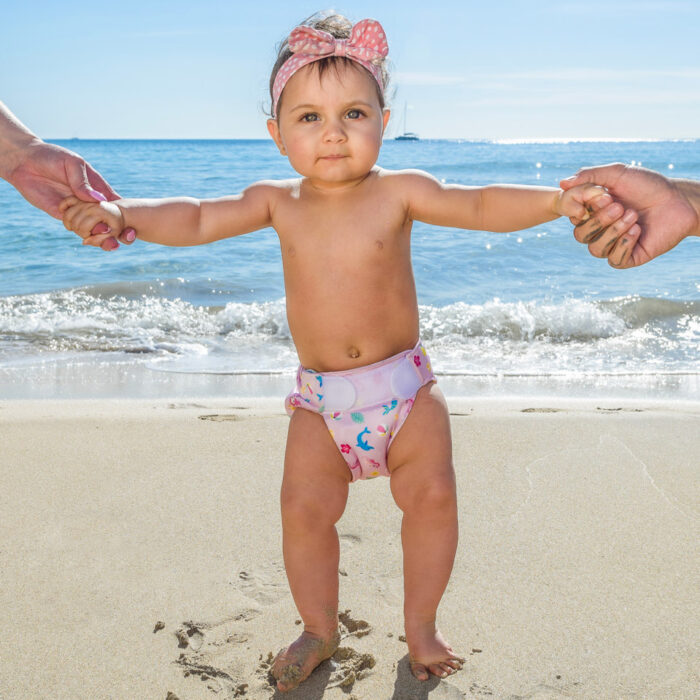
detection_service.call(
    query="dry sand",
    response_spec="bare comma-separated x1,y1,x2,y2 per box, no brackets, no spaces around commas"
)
1,397,698,699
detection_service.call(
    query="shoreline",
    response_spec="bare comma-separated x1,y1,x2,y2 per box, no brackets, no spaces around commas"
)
1,360,698,402
1,397,699,698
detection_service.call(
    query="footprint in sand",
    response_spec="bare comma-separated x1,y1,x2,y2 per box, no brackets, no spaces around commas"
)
172,615,257,696
198,413,244,422
339,533,362,547
174,616,254,654
510,681,583,699
233,562,287,605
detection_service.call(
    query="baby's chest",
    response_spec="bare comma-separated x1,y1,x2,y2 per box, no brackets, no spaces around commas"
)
281,225,406,277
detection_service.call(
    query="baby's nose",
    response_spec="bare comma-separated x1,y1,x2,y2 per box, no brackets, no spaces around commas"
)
323,119,347,141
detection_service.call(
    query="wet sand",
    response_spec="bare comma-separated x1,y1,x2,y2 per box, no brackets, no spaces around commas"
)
1,397,698,699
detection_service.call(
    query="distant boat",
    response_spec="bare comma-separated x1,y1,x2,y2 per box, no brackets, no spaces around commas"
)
395,103,419,141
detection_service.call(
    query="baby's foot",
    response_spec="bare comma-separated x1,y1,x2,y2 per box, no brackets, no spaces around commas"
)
406,623,465,681
271,629,341,692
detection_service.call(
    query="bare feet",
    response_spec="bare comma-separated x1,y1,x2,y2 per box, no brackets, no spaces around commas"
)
406,623,465,681
271,629,341,692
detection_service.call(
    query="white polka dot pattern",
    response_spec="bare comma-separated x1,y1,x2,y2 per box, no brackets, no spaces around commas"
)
272,18,388,117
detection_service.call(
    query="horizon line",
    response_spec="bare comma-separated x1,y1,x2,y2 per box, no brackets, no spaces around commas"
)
47,136,700,143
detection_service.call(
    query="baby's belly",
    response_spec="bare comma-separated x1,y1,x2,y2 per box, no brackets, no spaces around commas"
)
286,288,420,371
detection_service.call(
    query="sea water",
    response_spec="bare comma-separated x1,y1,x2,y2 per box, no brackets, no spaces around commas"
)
0,139,698,399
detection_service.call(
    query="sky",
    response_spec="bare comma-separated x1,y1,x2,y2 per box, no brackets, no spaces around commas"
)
2,0,699,140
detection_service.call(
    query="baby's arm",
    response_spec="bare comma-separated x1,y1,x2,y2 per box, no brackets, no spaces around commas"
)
398,170,625,233
60,182,276,247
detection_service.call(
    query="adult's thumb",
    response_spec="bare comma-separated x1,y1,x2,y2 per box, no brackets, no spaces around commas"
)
559,174,587,191
66,158,107,202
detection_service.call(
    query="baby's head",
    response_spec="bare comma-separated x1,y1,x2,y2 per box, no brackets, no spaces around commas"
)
266,12,392,185
268,12,390,119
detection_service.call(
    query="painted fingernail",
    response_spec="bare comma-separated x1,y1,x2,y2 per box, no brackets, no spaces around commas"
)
88,188,107,202
125,228,136,242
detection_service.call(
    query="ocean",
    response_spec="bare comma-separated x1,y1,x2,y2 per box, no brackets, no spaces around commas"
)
0,138,698,400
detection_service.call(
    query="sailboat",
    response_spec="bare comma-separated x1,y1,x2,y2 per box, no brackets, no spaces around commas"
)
395,102,419,141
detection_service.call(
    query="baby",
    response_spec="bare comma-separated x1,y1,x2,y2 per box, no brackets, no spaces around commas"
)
60,12,635,692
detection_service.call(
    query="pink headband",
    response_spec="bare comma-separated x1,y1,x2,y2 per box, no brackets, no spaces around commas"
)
272,19,389,118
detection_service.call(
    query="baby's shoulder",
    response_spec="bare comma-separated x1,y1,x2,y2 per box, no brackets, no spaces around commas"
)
374,167,443,199
376,167,441,188
244,178,300,198
239,178,301,216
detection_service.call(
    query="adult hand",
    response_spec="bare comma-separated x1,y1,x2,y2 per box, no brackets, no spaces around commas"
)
561,163,700,268
4,139,136,251
0,102,136,250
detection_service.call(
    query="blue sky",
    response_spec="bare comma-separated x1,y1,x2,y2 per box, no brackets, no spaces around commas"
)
2,0,699,139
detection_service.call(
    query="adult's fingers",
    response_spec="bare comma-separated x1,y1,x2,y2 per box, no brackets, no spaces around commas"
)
573,201,625,242
116,227,137,244
86,163,135,245
65,157,108,203
586,209,638,259
607,223,642,268
81,232,118,249
85,162,121,201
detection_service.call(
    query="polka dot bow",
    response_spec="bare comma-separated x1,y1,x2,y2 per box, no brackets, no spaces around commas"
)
272,18,389,117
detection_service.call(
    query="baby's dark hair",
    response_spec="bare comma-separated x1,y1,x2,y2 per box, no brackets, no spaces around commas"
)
268,11,390,118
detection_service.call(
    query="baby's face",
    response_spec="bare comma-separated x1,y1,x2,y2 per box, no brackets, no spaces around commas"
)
267,61,390,189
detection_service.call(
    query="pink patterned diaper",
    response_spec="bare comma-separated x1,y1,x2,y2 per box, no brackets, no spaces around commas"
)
285,340,436,481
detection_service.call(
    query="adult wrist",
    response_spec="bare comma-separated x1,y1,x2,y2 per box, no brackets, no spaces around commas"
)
674,179,700,238
0,103,40,180
0,134,43,182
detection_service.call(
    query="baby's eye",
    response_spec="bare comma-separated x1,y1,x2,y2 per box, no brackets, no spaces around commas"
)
346,109,364,119
301,113,319,122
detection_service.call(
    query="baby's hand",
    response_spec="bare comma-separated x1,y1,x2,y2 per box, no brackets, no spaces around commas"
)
556,184,641,266
59,195,125,248
553,183,612,220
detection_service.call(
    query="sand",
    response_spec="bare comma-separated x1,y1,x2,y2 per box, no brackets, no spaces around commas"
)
1,397,698,699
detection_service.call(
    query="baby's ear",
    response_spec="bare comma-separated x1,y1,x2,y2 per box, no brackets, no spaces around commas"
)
266,119,287,156
382,109,391,133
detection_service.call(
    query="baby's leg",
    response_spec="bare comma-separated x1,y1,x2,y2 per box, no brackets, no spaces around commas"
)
272,408,351,692
388,382,465,681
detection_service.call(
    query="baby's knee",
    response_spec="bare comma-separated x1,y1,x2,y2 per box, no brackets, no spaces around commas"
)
394,468,457,516
281,483,347,531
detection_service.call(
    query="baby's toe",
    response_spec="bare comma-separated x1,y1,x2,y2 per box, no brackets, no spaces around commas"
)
410,661,429,681
428,663,448,678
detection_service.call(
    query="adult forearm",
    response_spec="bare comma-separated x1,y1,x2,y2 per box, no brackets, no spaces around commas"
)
479,185,559,232
674,179,700,237
116,197,202,246
0,102,39,179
